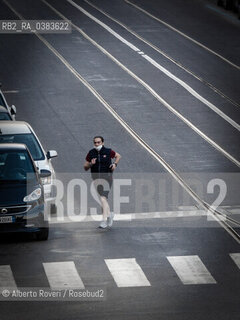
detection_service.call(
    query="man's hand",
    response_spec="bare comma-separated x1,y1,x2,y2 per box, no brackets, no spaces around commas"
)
109,163,117,171
91,158,97,165
84,158,97,171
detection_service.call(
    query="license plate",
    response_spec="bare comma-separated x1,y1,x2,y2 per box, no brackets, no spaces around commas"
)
0,216,14,223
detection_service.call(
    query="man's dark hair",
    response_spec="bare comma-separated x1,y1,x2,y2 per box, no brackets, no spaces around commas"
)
93,136,104,142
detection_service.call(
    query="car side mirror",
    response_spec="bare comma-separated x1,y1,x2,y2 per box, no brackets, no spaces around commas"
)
11,105,16,115
46,150,58,159
39,169,51,178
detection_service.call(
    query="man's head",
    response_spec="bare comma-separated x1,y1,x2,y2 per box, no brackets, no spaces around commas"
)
93,136,104,151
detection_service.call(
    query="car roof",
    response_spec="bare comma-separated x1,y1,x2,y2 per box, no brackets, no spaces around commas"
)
0,143,28,151
0,121,31,134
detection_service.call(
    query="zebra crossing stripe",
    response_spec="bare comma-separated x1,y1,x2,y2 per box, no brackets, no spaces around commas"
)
0,265,17,289
167,255,217,285
105,258,151,287
43,261,85,290
229,253,240,269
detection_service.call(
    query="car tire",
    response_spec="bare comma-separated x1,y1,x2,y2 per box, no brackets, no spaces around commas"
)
36,227,49,241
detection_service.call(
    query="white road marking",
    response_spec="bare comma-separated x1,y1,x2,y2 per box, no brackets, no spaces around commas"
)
66,0,139,52
83,0,240,109
167,255,217,285
43,261,85,289
229,253,240,269
5,0,239,243
49,210,207,224
125,0,240,70
0,265,17,288
142,54,240,131
67,0,240,131
105,258,151,287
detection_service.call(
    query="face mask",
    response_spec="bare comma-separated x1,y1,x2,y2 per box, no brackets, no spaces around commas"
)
94,145,102,151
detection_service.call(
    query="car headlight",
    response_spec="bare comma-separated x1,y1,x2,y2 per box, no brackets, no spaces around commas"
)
41,176,52,185
23,188,42,202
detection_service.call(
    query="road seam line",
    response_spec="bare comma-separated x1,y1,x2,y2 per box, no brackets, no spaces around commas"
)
82,0,240,109
124,0,240,70
42,0,240,167
67,0,240,131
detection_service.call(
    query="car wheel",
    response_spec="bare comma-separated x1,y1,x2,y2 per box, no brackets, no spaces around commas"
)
36,227,49,241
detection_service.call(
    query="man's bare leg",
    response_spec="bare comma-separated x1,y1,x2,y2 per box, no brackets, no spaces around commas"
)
100,196,110,221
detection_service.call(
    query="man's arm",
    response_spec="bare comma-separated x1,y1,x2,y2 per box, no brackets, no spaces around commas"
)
84,161,91,171
114,152,121,165
84,158,97,171
110,152,121,171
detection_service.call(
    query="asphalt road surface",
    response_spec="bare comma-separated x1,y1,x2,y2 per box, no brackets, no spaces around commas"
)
0,0,239,319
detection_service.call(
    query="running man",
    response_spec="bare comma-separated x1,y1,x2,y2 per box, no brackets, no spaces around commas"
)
84,136,121,228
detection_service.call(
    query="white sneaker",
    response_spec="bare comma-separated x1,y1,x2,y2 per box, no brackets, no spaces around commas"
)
107,212,114,227
99,220,108,229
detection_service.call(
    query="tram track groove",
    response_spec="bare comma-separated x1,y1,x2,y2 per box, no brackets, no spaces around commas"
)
124,0,240,71
82,0,240,110
66,0,240,131
43,0,240,168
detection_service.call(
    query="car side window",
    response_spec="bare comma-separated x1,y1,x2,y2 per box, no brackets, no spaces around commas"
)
0,113,11,120
0,134,45,160
0,151,36,180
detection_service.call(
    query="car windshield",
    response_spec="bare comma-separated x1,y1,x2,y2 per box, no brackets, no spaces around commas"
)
0,112,11,120
0,133,44,160
0,150,37,182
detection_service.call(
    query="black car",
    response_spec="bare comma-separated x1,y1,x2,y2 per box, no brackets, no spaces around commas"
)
0,143,51,240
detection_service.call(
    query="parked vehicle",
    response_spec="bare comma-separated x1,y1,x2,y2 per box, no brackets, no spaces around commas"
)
0,121,58,213
0,85,16,119
0,106,14,120
0,143,50,240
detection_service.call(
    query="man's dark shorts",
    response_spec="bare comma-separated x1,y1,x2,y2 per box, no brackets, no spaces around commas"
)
91,173,113,199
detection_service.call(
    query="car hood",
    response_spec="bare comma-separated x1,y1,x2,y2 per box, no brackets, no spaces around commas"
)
0,182,40,206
